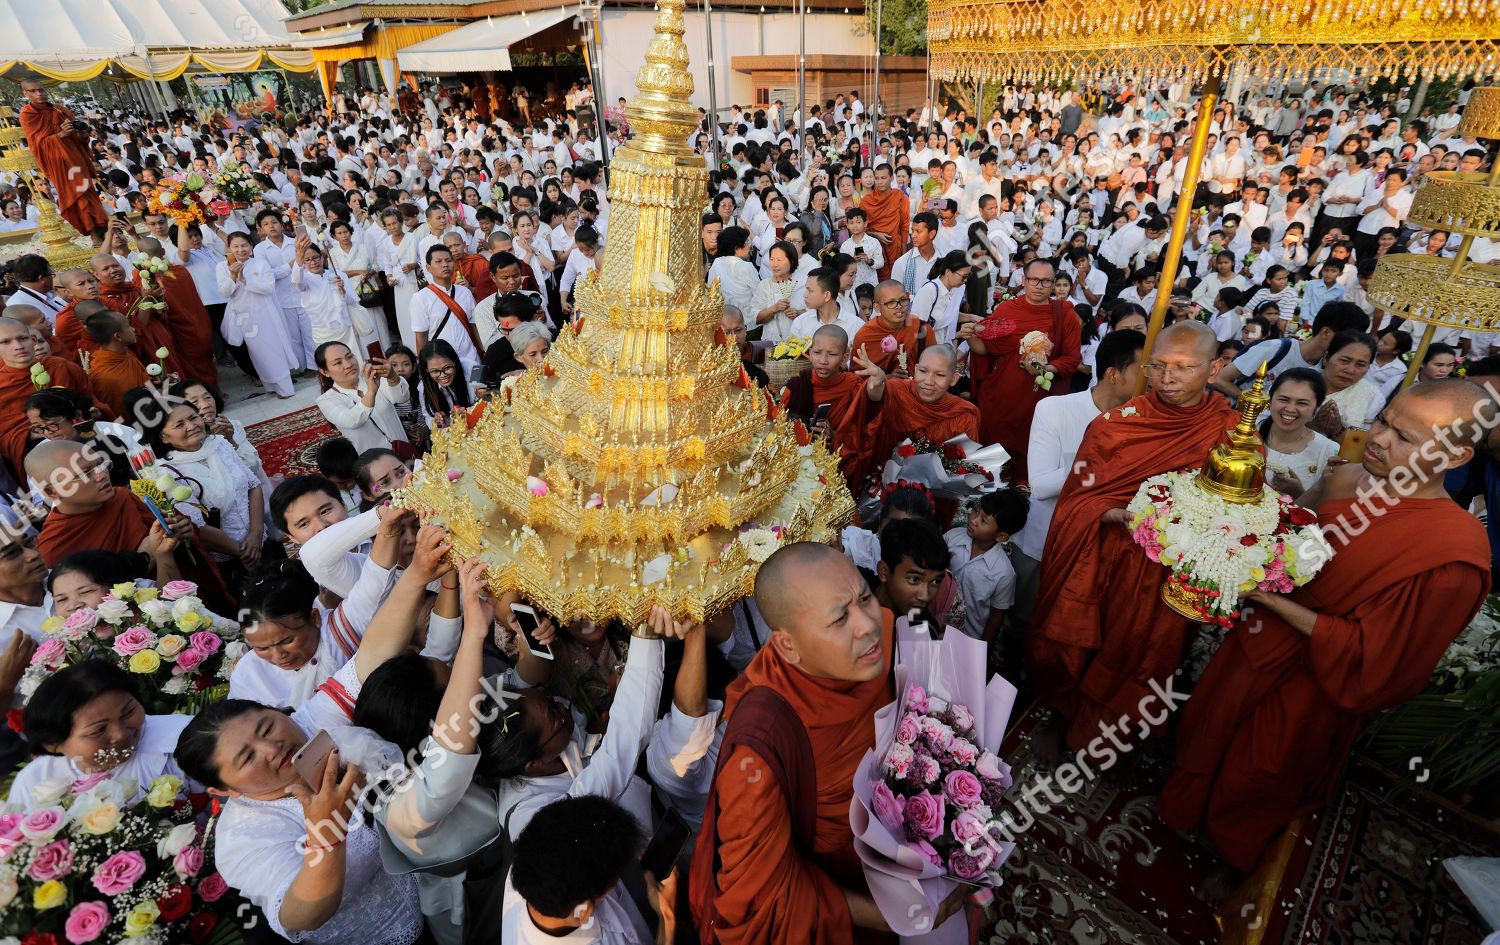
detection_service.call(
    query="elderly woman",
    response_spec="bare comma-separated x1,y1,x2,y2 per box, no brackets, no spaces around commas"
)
9,661,193,809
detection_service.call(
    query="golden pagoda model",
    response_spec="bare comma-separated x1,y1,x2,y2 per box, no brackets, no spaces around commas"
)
0,104,95,271
1370,86,1500,389
396,0,854,626
1196,360,1270,505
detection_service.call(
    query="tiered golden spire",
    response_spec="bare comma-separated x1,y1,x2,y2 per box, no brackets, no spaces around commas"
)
397,0,854,624
1197,361,1270,504
0,104,95,270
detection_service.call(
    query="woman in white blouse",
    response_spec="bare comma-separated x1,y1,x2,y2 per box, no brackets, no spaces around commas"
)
216,232,300,398
315,341,411,453
1259,368,1339,496
909,249,973,346
327,218,390,350
749,241,802,345
1313,331,1383,442
378,208,423,351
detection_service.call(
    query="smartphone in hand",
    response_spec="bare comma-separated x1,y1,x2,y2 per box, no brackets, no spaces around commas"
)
811,402,833,425
291,730,338,787
511,604,553,660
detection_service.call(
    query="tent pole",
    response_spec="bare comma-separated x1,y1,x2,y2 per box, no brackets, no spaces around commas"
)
872,0,881,132
797,0,806,169
704,0,720,166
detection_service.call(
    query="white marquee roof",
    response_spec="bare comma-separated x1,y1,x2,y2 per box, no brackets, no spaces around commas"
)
0,0,300,61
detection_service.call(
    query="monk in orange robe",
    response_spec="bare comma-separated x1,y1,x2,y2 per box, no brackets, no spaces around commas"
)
857,165,910,281
51,270,100,365
18,80,107,241
1160,381,1491,873
0,317,98,479
784,324,876,492
138,239,218,387
455,250,497,302
852,280,936,378
860,345,981,486
80,304,150,421
92,254,183,377
1027,322,1237,752
691,543,963,944
968,259,1083,480
27,439,235,615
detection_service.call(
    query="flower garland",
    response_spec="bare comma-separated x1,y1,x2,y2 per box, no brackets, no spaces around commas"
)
146,175,212,229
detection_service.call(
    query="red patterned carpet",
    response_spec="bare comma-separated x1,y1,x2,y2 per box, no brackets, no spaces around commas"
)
245,406,338,480
980,707,1498,945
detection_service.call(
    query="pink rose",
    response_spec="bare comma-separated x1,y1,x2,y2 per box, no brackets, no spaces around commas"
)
871,780,907,832
20,805,66,841
885,742,914,779
904,685,930,714
951,809,988,846
948,847,994,881
30,638,67,669
947,702,975,733
29,838,74,881
948,737,978,767
895,713,921,746
92,849,147,895
880,334,898,353
197,872,228,902
173,647,206,674
70,772,108,794
160,581,198,601
112,627,155,657
188,631,222,657
944,770,985,810
903,790,944,841
911,839,943,869
0,812,21,857
64,900,110,944
59,607,99,639
976,751,1009,786
173,843,204,879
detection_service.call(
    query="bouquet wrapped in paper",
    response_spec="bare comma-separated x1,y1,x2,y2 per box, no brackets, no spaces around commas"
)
19,582,242,716
147,175,213,229
211,162,259,207
0,774,231,944
862,435,1009,519
851,625,1018,938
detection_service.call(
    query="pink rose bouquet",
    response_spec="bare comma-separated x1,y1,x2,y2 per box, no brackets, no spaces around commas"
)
18,582,242,717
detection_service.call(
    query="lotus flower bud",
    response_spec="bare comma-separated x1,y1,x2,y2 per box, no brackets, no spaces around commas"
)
171,485,193,503
155,474,175,493
155,347,169,359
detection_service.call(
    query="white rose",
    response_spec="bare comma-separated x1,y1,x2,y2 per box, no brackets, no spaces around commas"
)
157,822,198,858
161,675,190,695
95,598,132,624
170,596,205,620
28,778,70,807
0,868,16,909
139,599,172,624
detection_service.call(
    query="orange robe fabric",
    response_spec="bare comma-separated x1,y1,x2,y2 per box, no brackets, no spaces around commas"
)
786,368,873,490
1159,496,1489,871
969,296,1084,479
851,317,935,377
37,488,235,616
857,189,910,281
700,613,894,945
0,357,96,478
88,348,149,422
159,264,219,388
456,254,497,302
863,379,981,486
97,282,184,377
52,302,95,365
19,102,107,237
1026,390,1238,750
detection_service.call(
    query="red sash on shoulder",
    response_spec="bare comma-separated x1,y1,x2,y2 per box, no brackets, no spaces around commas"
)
426,284,483,351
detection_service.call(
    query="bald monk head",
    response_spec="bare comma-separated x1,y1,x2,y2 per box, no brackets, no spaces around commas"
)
83,305,133,349
1365,380,1490,498
0,317,36,369
25,439,114,514
1145,320,1221,408
808,324,849,380
754,542,885,682
136,236,165,260
90,253,127,288
912,344,961,405
3,305,44,333
872,279,908,331
56,269,99,303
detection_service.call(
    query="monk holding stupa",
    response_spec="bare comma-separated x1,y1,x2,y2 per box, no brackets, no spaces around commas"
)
19,79,107,242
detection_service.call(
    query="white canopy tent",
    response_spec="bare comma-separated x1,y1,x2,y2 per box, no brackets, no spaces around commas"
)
396,8,578,74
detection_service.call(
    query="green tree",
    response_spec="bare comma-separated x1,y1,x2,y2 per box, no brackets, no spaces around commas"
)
865,0,928,56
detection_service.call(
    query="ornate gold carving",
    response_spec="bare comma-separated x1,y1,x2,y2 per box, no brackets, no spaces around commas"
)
1457,86,1500,140
396,0,855,624
1368,255,1500,333
1407,172,1500,238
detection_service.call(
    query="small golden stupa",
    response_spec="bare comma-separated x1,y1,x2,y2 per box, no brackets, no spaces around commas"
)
397,0,854,625
0,103,96,270
1197,360,1271,504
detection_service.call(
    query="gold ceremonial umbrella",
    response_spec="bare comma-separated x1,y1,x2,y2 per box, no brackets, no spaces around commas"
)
926,0,1500,387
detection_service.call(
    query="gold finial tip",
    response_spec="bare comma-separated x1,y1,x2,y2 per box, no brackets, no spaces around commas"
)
622,0,699,154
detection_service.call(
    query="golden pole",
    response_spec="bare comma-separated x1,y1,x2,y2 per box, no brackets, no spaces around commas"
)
1137,67,1223,395
1399,156,1500,390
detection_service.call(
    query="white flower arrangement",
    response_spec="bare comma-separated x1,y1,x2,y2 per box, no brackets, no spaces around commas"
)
1127,470,1331,624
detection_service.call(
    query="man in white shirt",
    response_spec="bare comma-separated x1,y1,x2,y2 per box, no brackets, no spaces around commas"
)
1318,151,1373,241
410,244,481,375
961,152,1004,218
787,269,864,345
4,255,66,324
1012,328,1145,621
1354,167,1413,253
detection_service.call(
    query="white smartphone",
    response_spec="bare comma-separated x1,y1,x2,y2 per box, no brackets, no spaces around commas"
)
511,603,553,660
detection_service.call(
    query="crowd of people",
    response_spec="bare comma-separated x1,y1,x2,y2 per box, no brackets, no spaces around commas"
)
0,64,1494,945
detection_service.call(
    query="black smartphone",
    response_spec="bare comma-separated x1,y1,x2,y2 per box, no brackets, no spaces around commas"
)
511,603,553,660
469,364,486,385
640,807,691,877
366,340,385,362
811,402,833,425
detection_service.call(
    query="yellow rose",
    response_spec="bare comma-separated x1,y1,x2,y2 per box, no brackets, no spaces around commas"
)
111,582,136,601
124,900,160,936
33,879,66,911
78,802,122,835
174,612,205,633
133,587,160,603
156,634,187,658
128,650,161,674
40,616,62,636
146,774,183,809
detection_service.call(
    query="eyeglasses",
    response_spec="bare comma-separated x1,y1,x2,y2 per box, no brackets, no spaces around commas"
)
428,363,457,379
878,296,911,308
1142,362,1205,380
28,420,65,437
1025,277,1056,286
